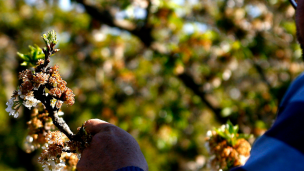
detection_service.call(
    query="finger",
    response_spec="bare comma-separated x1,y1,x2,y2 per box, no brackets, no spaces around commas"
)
84,119,112,135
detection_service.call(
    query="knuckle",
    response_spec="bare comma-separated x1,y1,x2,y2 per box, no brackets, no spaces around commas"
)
84,119,94,126
103,124,118,133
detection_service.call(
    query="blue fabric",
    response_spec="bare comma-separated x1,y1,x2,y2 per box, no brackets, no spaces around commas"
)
279,72,304,109
115,166,144,171
231,73,304,171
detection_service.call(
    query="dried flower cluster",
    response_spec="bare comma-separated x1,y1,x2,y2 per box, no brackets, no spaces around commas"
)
48,64,75,106
24,107,55,152
205,122,251,171
38,131,79,171
16,62,75,110
6,31,91,171
25,106,89,171
7,53,75,121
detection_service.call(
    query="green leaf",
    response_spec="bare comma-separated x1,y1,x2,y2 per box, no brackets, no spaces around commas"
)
234,125,239,133
17,45,44,67
227,120,234,134
32,49,38,60
20,62,28,66
212,120,247,146
17,52,28,61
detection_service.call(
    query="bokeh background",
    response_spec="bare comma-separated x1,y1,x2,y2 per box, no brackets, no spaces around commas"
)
0,0,302,170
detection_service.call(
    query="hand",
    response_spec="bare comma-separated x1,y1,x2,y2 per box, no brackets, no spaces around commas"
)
77,119,148,171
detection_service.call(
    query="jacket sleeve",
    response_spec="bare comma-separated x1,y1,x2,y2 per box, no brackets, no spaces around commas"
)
115,166,144,171
231,72,304,171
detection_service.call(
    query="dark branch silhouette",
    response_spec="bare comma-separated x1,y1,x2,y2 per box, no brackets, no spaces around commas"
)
75,0,154,47
75,0,227,123
178,72,227,124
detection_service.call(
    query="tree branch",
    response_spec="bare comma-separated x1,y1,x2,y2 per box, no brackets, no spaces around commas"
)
178,72,227,124
251,60,272,89
75,0,154,47
75,0,134,31
144,0,152,27
34,83,75,140
74,0,226,123
33,43,75,140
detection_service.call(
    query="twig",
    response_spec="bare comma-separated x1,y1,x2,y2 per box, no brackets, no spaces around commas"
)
33,81,75,140
76,0,154,46
33,43,75,140
144,0,152,27
251,60,272,89
75,0,134,31
178,72,227,124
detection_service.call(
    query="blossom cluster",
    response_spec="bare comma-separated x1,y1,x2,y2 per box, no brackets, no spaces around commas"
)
6,58,75,119
25,108,81,171
205,129,251,171
5,96,19,118
48,64,75,106
38,131,79,171
24,106,90,171
24,107,55,152
5,31,89,171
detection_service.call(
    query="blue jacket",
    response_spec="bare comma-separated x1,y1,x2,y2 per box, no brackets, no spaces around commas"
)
117,73,304,171
232,72,304,170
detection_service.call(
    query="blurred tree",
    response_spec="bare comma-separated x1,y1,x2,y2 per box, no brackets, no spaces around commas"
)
0,0,302,170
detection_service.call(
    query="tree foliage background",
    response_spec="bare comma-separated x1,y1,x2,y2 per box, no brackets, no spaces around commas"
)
0,0,302,170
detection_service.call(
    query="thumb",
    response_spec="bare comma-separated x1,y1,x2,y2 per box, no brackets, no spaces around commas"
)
84,119,112,135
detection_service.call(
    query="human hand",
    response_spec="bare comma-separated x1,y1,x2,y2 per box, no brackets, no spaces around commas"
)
77,119,148,171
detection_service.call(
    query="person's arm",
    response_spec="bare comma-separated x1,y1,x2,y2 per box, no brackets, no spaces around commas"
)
76,119,148,171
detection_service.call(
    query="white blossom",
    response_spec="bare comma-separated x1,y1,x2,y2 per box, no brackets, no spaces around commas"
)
24,141,35,153
5,97,15,111
9,110,19,118
24,135,35,153
41,143,48,150
51,160,66,171
5,104,13,113
26,135,34,143
239,155,249,165
58,111,64,116
46,134,56,144
206,130,212,137
41,159,66,171
42,165,51,171
45,132,64,145
50,98,56,108
23,94,40,109
18,89,25,99
6,97,19,118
